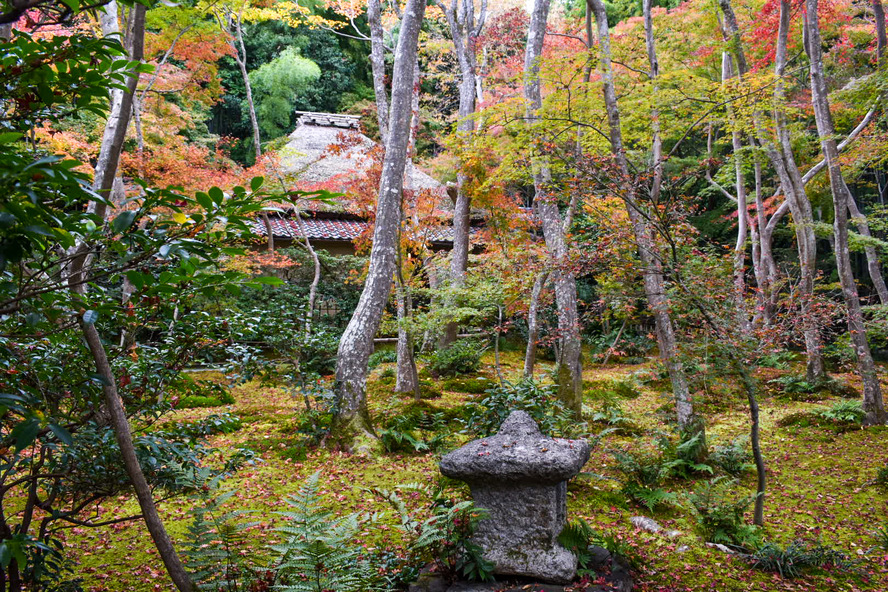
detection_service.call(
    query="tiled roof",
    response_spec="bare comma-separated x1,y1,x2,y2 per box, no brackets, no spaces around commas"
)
251,215,480,245
294,111,361,129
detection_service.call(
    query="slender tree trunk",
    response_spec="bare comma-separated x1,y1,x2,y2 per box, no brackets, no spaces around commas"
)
723,0,825,379
333,0,428,446
524,0,583,416
523,271,548,378
231,9,262,168
68,6,194,589
441,0,486,347
874,0,887,62
80,321,194,591
720,52,752,333
848,197,888,303
596,0,695,431
805,0,886,425
367,0,390,142
396,60,422,393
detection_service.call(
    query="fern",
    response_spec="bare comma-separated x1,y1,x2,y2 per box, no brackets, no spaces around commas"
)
273,472,379,592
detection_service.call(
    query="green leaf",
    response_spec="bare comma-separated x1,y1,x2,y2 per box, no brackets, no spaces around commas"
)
195,192,213,211
112,210,138,233
11,418,41,452
250,176,264,192
48,422,73,446
209,186,224,205
0,132,23,145
252,276,284,286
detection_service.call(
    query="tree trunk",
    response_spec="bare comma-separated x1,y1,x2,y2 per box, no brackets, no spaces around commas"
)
441,0,485,348
594,0,695,431
524,0,583,416
333,0,428,446
80,321,194,591
805,0,886,425
848,197,888,304
723,0,825,379
69,6,195,589
720,51,752,333
367,0,390,142
232,9,262,167
523,271,548,378
396,60,422,393
874,0,887,62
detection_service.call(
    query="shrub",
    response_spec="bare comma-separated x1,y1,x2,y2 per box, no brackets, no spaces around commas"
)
755,351,794,369
459,379,575,438
654,428,713,479
711,437,753,477
767,374,858,401
689,477,760,549
587,329,653,361
369,348,398,369
162,413,243,442
743,539,856,579
426,340,486,377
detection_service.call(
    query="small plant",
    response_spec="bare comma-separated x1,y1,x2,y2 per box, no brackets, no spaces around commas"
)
756,351,794,369
379,412,450,454
689,477,760,549
743,539,856,578
711,437,753,477
654,428,713,479
162,413,243,443
426,340,486,377
768,374,858,401
558,518,641,572
611,449,677,511
870,526,888,553
590,404,639,434
815,400,865,424
369,348,398,369
875,464,888,490
274,473,379,592
373,485,494,583
459,379,575,438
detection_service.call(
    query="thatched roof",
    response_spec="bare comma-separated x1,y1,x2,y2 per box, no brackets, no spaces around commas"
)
280,112,444,196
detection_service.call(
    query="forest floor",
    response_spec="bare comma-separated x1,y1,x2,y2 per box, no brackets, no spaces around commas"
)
67,349,888,592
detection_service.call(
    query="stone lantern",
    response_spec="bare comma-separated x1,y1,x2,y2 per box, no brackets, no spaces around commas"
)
439,411,591,584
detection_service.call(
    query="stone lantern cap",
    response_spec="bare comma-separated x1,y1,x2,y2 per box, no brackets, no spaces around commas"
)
440,411,590,484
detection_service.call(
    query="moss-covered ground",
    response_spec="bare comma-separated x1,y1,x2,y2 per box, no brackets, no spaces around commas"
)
66,350,888,591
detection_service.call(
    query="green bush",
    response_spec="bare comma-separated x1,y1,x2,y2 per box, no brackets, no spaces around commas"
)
587,329,653,361
755,351,795,369
380,411,450,454
558,517,641,572
743,539,856,579
459,379,575,438
426,340,486,377
590,404,640,434
689,477,760,549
